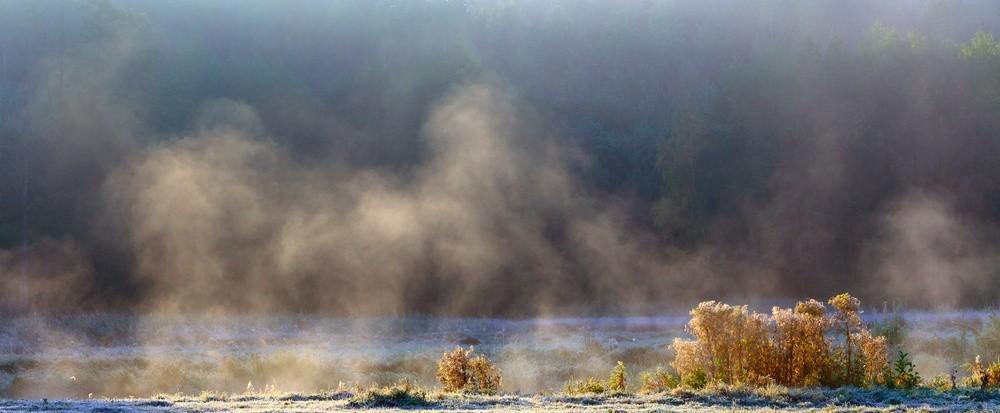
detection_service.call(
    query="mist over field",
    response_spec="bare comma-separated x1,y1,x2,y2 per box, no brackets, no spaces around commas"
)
3,0,1000,317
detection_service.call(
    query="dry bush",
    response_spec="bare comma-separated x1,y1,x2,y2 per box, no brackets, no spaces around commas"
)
673,301,775,386
771,300,829,386
671,337,703,385
674,301,775,385
828,293,861,385
466,355,502,394
437,347,469,392
435,347,501,394
857,331,888,386
672,293,888,388
827,293,888,386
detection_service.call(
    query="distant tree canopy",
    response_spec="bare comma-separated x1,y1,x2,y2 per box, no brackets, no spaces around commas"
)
655,25,1000,297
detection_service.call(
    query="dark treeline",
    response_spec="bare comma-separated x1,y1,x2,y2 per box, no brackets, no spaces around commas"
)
2,0,1000,314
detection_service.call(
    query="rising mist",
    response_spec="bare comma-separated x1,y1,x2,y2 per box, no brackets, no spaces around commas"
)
3,0,1000,315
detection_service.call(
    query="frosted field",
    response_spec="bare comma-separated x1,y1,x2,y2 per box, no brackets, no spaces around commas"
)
2,311,1000,411
5,390,1000,412
0,315,686,397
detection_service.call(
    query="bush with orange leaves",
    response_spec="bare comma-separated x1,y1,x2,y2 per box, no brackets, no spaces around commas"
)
436,347,502,394
672,293,887,388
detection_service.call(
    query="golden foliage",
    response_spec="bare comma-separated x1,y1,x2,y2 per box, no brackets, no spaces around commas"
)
436,347,501,394
437,347,470,392
858,331,888,386
672,293,888,388
466,354,502,394
772,301,829,386
966,355,1000,388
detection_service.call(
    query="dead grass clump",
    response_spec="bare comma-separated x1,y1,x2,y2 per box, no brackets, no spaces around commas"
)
563,377,606,395
436,347,501,394
347,380,431,408
672,293,888,388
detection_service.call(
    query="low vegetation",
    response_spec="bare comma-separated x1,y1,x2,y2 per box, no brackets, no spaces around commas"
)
882,351,920,389
563,361,632,395
347,381,432,408
673,293,888,388
14,297,1000,405
963,355,1000,389
435,347,502,394
638,366,678,394
607,361,627,393
563,377,607,395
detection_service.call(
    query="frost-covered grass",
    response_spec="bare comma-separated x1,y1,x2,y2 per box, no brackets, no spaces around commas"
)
4,387,1000,412
347,381,433,408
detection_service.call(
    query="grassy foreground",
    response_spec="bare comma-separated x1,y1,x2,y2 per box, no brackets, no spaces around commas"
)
4,386,1000,412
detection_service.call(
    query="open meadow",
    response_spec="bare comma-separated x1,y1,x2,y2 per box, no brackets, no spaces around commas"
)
4,308,1000,411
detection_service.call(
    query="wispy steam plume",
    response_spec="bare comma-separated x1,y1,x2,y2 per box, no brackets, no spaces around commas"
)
103,86,677,315
871,192,1000,308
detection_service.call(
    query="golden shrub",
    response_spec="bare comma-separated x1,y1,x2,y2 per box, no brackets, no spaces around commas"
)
672,293,887,388
857,331,888,386
772,302,829,386
466,354,502,394
827,293,886,386
435,347,501,394
672,337,703,384
437,347,470,392
674,301,776,385
672,303,761,386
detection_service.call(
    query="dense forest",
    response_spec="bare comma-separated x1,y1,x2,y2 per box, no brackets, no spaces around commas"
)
2,0,1000,314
